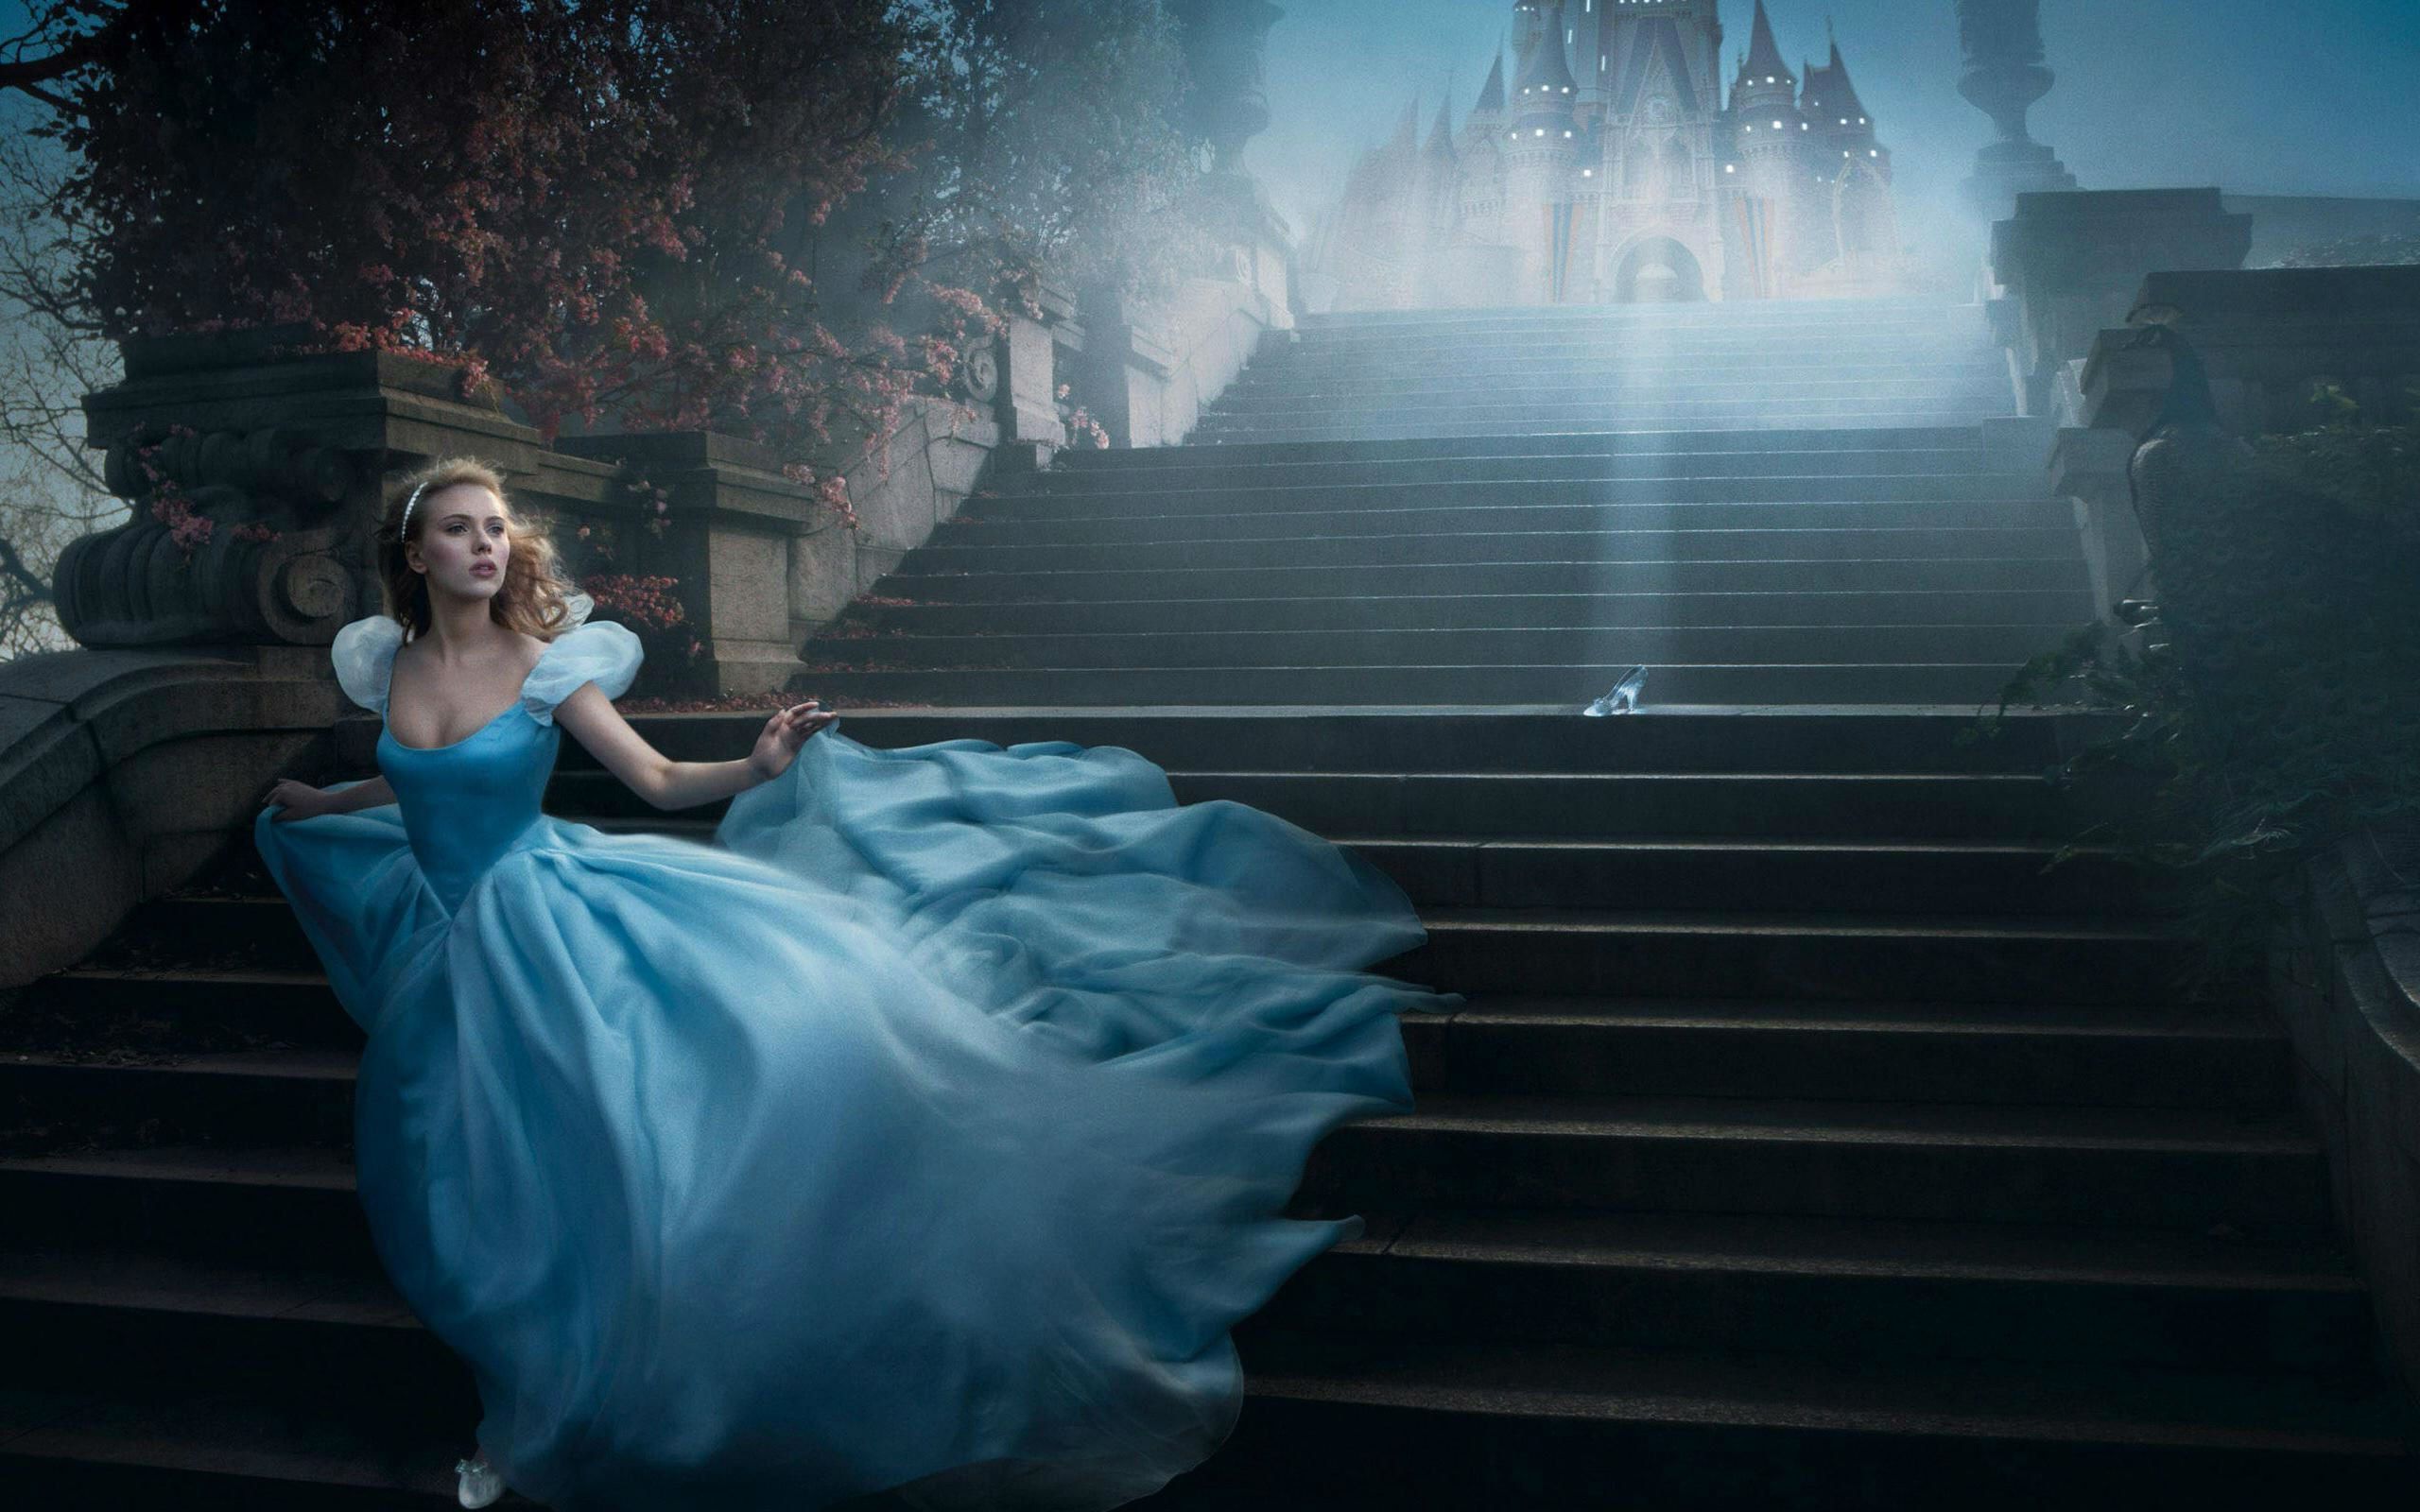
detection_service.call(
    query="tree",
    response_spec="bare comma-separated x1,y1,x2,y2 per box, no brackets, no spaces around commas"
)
0,0,1212,657
0,80,121,658
878,0,1212,318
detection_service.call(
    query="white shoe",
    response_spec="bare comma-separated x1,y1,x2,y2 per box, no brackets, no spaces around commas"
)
457,1450,506,1508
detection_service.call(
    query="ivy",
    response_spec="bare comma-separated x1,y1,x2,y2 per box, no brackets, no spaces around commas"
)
1975,394,2420,988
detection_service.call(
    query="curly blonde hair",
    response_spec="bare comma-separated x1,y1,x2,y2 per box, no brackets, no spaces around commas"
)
375,456,577,641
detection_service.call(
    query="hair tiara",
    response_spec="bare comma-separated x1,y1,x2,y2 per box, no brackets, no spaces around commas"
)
398,481,431,541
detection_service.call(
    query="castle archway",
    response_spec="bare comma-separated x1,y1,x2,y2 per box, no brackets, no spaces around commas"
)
1609,236,1706,302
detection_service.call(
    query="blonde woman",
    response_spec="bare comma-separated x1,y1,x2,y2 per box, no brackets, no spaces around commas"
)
256,456,1459,1509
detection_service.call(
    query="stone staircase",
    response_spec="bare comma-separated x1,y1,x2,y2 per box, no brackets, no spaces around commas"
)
4,299,2415,1506
800,301,2081,709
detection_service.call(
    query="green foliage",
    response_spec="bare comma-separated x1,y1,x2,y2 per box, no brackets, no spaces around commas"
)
2274,232,2420,269
1976,397,2420,984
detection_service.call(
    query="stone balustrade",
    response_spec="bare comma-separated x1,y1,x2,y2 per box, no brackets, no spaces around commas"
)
0,209,1294,991
2035,261,2420,1402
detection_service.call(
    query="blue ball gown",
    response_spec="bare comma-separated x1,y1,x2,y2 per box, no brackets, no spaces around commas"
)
251,594,1462,1511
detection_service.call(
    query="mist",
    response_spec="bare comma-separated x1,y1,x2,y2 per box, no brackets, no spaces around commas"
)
1249,0,2420,261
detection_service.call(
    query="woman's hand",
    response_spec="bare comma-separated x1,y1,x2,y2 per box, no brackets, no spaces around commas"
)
748,699,840,782
261,778,337,823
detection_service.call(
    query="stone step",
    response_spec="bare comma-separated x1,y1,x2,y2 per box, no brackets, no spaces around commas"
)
548,767,2131,840
900,528,2081,579
881,556,2093,602
1258,363,1997,386
1045,424,2005,471
1243,370,2003,398
1294,1091,2323,1230
1257,1205,2366,1373
961,493,2072,533
4,1232,2394,1509
90,830,2175,937
844,589,2101,637
1013,447,2010,495
11,961,2275,1111
783,662,2055,707
1294,297,1974,326
800,625,2082,674
1270,333,1995,362
1215,372,2014,408
596,707,2112,775
1,1045,364,1143
1204,1333,2414,1509
1050,425,2013,472
1389,908,2238,1006
1398,995,2281,1106
1188,414,2021,442
1191,401,2016,435
0,1144,371,1269
15,982,2221,1143
0,1205,2372,1397
0,1383,476,1511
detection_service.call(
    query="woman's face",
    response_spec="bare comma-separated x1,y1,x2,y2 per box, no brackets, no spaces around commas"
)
407,485,511,605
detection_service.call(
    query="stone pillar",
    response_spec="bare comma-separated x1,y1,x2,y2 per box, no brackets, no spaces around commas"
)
551,432,821,696
1172,0,1283,174
60,324,552,650
1989,188,2253,420
994,283,1082,468
1953,0,2076,220
60,327,838,696
2047,424,2146,626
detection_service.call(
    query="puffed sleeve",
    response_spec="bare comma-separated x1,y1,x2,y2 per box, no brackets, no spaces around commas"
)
521,619,645,726
329,615,406,716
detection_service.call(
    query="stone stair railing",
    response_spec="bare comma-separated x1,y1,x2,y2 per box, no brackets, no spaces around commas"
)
0,228,1295,993
2035,261,2420,1400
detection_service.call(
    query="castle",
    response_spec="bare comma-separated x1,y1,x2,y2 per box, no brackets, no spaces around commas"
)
1305,0,1904,308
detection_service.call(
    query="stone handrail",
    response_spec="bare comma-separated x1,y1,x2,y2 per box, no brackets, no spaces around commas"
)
0,209,1296,990
2275,824,2420,1397
2039,263,2420,1400
0,644,345,987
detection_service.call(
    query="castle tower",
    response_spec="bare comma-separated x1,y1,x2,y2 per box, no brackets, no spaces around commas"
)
1413,95,1461,302
1306,0,1903,309
1592,0,1727,303
1451,53,1514,279
1726,0,1812,295
1507,0,1581,301
1803,38,1900,288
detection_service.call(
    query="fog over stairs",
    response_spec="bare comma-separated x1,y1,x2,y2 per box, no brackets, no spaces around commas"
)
3,297,2413,1506
801,299,2094,710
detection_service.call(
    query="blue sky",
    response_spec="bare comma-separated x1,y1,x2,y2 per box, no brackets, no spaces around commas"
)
4,1,2412,249
1252,0,2420,239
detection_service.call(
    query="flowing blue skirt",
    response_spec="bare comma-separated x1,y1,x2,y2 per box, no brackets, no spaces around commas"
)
254,727,1460,1510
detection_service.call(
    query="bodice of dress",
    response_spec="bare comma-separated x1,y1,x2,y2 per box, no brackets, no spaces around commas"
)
330,597,642,910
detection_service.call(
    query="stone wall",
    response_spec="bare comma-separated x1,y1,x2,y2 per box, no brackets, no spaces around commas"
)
2035,261,2420,1394
2272,825,2420,1397
0,225,1296,988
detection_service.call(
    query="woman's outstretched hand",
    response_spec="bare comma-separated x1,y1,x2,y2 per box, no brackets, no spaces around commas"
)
748,699,840,782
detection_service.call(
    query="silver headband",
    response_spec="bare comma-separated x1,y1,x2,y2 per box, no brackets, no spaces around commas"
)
398,482,431,540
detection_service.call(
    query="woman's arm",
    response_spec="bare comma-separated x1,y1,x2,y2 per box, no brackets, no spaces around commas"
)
324,776,398,813
553,682,838,812
262,775,395,822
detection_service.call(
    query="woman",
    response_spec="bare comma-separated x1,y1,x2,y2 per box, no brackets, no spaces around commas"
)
255,455,1460,1510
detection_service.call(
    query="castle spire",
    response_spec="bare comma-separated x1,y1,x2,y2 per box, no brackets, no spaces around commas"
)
1512,1,1577,108
1802,35,1870,128
1424,94,1456,159
1474,51,1506,116
1742,0,1789,86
